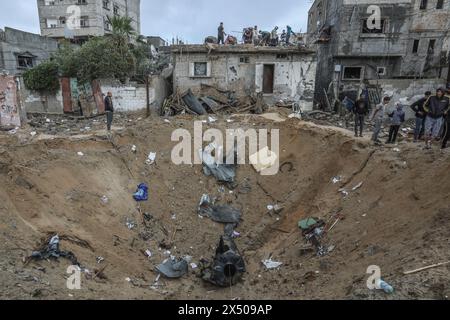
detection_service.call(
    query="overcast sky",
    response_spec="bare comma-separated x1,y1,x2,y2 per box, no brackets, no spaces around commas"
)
0,0,311,43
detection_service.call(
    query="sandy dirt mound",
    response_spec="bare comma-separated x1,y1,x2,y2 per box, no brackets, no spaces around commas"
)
0,112,449,300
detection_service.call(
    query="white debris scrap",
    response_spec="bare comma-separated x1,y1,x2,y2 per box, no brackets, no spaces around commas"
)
332,176,342,184
262,259,283,270
352,182,363,191
146,152,157,165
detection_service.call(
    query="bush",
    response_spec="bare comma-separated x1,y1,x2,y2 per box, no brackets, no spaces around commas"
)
23,61,60,93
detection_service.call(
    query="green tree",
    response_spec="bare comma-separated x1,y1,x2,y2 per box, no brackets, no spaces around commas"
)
107,15,137,42
52,42,79,78
76,37,136,83
23,61,60,93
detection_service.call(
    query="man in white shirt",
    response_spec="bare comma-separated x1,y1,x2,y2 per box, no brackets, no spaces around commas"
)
371,96,391,143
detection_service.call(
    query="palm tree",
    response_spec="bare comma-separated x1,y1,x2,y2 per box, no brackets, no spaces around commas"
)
107,15,137,42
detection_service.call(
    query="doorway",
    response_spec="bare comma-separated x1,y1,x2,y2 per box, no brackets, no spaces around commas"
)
263,64,274,94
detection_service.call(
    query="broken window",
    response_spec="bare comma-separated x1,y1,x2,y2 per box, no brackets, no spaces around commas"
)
276,54,288,59
412,39,420,54
17,55,34,69
104,17,111,31
420,0,428,9
342,67,363,80
240,57,250,63
80,16,89,28
377,67,386,76
436,0,444,9
46,19,58,28
428,39,436,54
189,62,211,77
194,62,207,76
362,19,386,34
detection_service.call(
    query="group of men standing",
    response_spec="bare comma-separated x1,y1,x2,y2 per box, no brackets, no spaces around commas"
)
347,84,450,150
218,23,296,46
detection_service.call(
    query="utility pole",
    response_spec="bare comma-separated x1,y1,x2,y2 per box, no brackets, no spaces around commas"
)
146,75,151,118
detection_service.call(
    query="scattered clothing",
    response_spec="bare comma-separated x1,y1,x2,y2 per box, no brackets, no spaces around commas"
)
133,183,149,202
30,235,79,266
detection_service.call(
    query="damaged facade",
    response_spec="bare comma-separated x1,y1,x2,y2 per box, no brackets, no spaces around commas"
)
37,0,141,43
170,45,317,110
308,0,450,106
0,27,58,76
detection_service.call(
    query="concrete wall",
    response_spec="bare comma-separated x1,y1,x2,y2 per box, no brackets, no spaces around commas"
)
0,75,21,126
100,77,169,113
37,0,141,40
17,77,64,114
0,27,58,76
367,78,446,119
173,52,317,110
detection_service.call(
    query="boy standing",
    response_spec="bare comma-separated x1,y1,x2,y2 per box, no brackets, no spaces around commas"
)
386,103,406,144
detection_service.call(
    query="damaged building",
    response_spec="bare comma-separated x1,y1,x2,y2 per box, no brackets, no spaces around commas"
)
37,0,141,43
170,45,317,111
0,27,58,76
308,0,450,107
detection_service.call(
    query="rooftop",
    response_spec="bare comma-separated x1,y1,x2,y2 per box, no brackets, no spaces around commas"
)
168,44,315,54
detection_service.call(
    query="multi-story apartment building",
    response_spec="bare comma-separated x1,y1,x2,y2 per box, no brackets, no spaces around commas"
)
307,0,450,103
37,0,141,42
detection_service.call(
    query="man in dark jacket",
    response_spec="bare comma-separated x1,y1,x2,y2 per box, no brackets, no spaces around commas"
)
104,92,114,132
424,88,450,149
410,91,431,142
353,94,369,137
218,23,226,45
442,85,450,149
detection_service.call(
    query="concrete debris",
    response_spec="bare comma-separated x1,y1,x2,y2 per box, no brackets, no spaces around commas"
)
249,146,278,173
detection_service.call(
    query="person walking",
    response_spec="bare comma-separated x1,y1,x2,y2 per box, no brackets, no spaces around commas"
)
410,91,431,142
386,103,406,144
104,92,114,132
353,94,369,137
371,96,391,144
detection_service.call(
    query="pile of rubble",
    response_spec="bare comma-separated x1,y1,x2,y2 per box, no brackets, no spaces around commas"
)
24,113,141,136
161,84,268,117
